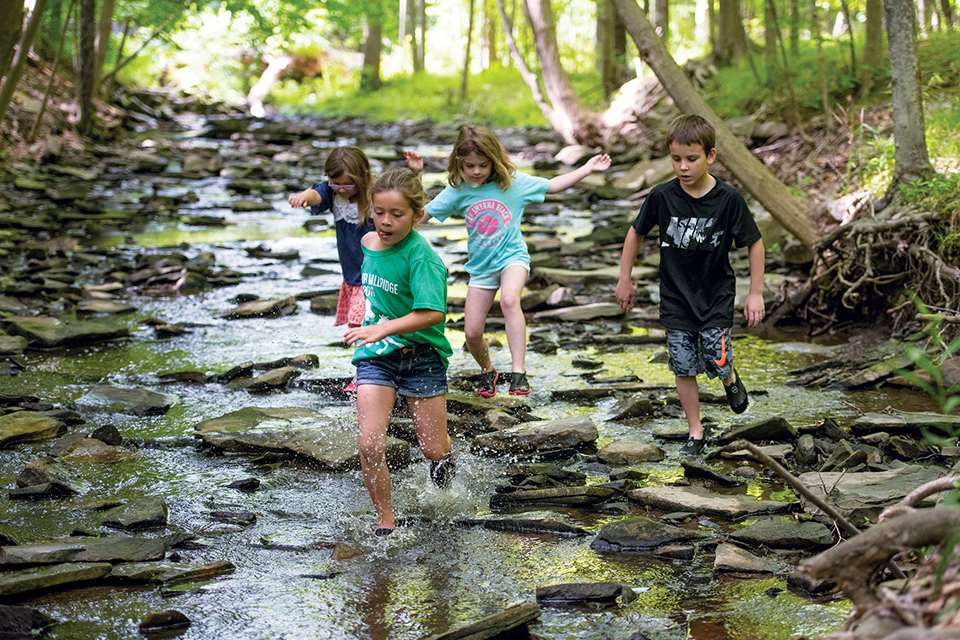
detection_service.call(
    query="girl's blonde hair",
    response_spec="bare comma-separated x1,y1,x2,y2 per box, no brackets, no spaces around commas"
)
446,125,515,191
326,146,372,225
370,168,427,217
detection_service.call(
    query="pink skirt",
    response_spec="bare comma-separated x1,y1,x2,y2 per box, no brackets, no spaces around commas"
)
334,282,365,327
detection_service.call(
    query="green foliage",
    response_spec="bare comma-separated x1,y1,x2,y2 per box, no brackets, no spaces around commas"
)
899,173,960,214
896,297,960,419
273,66,559,128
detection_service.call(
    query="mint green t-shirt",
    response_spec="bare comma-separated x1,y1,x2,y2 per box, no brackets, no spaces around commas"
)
351,229,452,368
425,171,550,277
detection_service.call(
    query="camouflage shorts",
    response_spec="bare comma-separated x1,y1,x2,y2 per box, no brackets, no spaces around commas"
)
665,327,733,380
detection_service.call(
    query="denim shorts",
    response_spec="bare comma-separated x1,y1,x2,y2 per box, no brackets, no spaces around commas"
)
666,327,733,380
468,260,529,289
355,344,448,398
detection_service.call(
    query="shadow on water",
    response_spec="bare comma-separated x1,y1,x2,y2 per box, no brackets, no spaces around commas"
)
9,130,947,639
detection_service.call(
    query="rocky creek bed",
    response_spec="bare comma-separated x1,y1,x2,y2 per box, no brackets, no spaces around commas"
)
1,103,957,640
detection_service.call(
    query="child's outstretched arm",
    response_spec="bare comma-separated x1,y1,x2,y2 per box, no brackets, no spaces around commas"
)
744,239,766,328
616,227,642,313
288,188,322,208
344,309,444,347
547,153,612,193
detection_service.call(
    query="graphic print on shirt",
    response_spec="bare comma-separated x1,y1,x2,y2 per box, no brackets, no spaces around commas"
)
465,200,512,249
362,273,406,355
662,216,723,251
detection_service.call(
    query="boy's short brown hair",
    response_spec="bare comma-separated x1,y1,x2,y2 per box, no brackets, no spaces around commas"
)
666,114,716,155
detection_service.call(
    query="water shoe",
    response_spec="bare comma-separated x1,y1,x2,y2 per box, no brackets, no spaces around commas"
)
508,372,530,395
477,369,499,397
724,368,748,413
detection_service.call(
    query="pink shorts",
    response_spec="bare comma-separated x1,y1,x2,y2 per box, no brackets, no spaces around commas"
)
334,282,365,327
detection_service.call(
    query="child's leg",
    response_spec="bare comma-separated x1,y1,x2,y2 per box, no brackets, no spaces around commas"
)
676,375,704,439
357,384,399,530
463,286,498,372
498,265,528,374
407,394,451,462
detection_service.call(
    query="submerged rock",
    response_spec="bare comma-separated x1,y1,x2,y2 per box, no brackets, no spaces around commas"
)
16,456,85,494
536,581,630,605
76,385,177,416
138,610,191,635
0,562,113,598
3,316,129,347
0,605,57,638
591,516,710,552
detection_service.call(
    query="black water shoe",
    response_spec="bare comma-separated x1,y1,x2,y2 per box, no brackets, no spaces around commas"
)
725,368,748,413
477,369,499,398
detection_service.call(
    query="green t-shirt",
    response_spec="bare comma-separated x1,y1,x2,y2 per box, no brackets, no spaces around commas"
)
351,229,452,368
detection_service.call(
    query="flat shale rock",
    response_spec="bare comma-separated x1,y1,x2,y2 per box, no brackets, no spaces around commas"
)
627,485,792,519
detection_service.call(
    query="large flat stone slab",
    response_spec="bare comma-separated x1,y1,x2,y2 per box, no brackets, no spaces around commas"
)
0,412,67,448
850,411,960,438
194,406,410,471
0,537,165,566
0,562,113,597
76,385,178,416
471,416,598,458
729,518,834,549
796,465,945,521
627,485,793,519
3,316,130,348
110,560,235,584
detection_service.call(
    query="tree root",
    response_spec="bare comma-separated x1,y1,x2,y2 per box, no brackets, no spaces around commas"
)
800,477,960,640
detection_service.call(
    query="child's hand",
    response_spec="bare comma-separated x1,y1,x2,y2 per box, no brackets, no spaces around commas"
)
403,150,424,174
344,324,386,347
744,292,765,328
585,154,612,173
288,191,309,208
615,278,636,313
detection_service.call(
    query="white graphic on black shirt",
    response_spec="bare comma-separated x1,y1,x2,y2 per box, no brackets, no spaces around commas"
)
662,217,723,250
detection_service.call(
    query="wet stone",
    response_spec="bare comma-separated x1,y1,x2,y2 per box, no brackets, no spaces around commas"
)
0,562,113,598
76,385,177,416
456,518,589,536
729,519,834,549
681,459,740,486
111,560,235,585
598,440,664,465
471,416,599,458
796,465,945,522
223,296,298,320
490,486,617,510
536,581,628,605
16,456,85,493
3,316,130,348
0,411,67,448
139,610,191,635
101,497,169,530
607,396,656,421
0,605,57,638
90,424,123,446
717,417,798,444
714,543,780,574
850,411,960,438
591,516,711,552
627,485,793,519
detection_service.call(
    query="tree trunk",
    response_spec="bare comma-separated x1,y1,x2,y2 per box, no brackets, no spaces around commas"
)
408,0,420,72
763,0,777,71
484,0,499,68
522,0,601,145
883,0,935,186
0,1,25,88
0,0,48,127
599,0,617,96
655,0,669,42
461,0,476,99
940,0,955,26
837,0,858,76
920,0,933,33
611,0,817,248
360,8,383,92
861,0,883,95
789,0,800,56
93,0,115,88
418,0,427,71
716,0,748,65
78,0,95,135
810,0,831,119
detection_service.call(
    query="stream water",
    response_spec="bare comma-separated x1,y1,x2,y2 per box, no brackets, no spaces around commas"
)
0,119,943,639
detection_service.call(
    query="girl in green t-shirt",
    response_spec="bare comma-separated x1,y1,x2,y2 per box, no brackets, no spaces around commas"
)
344,168,455,536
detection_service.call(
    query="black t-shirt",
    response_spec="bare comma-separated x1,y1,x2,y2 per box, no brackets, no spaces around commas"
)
632,177,762,331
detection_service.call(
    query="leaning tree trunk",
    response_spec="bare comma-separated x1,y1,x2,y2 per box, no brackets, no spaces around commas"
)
611,0,817,248
0,0,48,128
884,0,934,188
522,0,602,146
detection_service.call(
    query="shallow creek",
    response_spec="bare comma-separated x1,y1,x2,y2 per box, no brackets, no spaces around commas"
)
0,129,942,640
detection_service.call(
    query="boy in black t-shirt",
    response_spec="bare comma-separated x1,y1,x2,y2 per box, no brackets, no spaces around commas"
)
616,114,766,456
